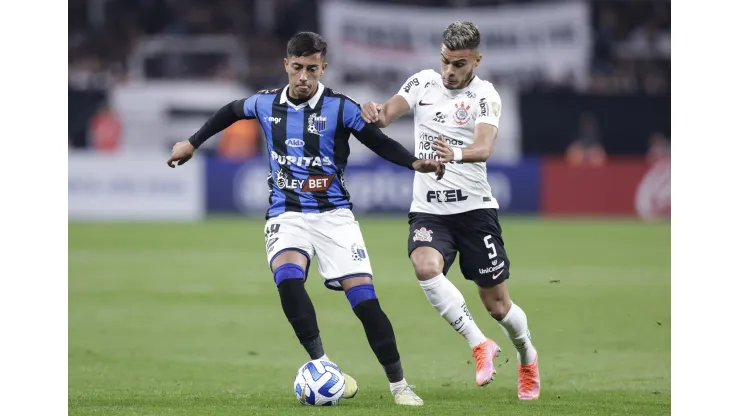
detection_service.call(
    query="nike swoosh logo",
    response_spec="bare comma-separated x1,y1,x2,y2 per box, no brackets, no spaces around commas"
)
418,101,434,106
492,270,504,279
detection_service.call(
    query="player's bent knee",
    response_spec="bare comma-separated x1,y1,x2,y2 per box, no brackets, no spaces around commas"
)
410,247,445,280
270,249,308,272
273,263,305,287
345,283,377,309
411,256,443,281
340,275,373,291
484,300,511,321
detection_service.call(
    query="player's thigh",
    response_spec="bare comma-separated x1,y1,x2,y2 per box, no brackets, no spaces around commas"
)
453,209,511,287
264,213,315,275
408,212,457,279
308,209,373,291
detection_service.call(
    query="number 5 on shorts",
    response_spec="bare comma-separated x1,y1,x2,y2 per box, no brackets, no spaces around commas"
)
484,235,497,259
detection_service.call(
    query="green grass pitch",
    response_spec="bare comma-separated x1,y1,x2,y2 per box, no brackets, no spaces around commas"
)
69,216,670,415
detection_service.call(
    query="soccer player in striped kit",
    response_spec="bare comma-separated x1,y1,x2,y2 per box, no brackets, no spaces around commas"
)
167,32,444,406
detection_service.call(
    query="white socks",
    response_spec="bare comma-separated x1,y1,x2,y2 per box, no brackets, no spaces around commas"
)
419,274,487,348
497,302,537,365
390,378,408,392
418,274,537,364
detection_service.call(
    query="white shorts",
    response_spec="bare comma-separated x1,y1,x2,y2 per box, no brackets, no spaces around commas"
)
264,209,373,290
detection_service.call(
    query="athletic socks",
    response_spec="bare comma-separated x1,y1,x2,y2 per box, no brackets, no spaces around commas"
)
419,274,488,348
497,302,537,364
348,286,405,383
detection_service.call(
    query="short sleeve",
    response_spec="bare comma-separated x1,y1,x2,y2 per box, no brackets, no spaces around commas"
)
343,99,367,132
396,70,433,111
243,94,259,119
474,86,502,128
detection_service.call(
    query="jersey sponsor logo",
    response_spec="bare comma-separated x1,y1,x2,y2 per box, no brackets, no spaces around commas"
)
301,174,335,192
418,151,439,160
351,243,368,261
418,132,451,151
286,138,305,147
426,189,468,203
273,168,295,189
403,77,419,93
465,90,476,99
271,151,332,167
420,132,463,146
264,116,282,124
273,169,335,192
418,100,434,106
453,102,471,125
432,112,447,124
479,260,506,275
307,113,327,135
478,97,490,117
412,227,433,242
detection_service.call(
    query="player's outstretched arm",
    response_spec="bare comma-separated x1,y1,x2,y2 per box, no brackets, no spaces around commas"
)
360,95,410,128
167,99,247,167
353,124,444,180
433,123,499,164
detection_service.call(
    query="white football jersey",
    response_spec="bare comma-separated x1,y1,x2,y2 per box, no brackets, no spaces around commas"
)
397,69,502,215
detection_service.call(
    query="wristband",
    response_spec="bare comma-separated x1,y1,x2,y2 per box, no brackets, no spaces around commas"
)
452,147,463,161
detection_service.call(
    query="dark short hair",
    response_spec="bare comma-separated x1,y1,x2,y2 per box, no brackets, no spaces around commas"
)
442,21,481,51
286,32,328,59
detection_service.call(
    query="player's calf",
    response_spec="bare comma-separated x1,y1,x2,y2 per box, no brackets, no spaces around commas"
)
411,247,490,355
344,281,403,381
343,278,422,404
274,263,326,360
478,283,540,399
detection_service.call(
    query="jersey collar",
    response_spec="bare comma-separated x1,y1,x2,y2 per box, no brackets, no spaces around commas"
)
280,82,325,110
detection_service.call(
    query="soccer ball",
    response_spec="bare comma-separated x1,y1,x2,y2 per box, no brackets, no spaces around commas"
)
293,359,345,406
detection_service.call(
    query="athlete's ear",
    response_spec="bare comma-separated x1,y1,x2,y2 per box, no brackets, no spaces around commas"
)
284,58,290,73
475,53,482,67
322,61,328,73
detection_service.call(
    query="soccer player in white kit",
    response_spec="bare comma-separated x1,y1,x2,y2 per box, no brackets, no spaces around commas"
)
360,21,540,400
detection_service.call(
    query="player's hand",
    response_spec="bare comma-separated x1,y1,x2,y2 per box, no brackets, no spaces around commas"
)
412,159,446,181
167,140,196,168
361,101,383,124
432,137,454,163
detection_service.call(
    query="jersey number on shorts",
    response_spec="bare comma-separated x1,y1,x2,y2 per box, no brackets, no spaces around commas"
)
265,223,281,238
483,235,497,259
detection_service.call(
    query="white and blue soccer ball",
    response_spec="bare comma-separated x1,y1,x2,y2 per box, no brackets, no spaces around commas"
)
293,359,345,406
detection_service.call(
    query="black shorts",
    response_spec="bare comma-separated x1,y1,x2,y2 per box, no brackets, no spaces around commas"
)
407,209,510,287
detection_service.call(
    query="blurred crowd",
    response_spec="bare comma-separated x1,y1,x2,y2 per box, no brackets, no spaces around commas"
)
69,0,670,160
69,0,669,94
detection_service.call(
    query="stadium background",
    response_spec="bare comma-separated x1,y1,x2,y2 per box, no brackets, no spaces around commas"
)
68,0,671,414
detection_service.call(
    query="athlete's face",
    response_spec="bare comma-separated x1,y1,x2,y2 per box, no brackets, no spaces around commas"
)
440,47,481,89
284,53,327,100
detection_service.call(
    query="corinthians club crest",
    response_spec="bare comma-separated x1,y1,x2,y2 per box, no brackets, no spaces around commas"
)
453,101,471,126
308,113,327,135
